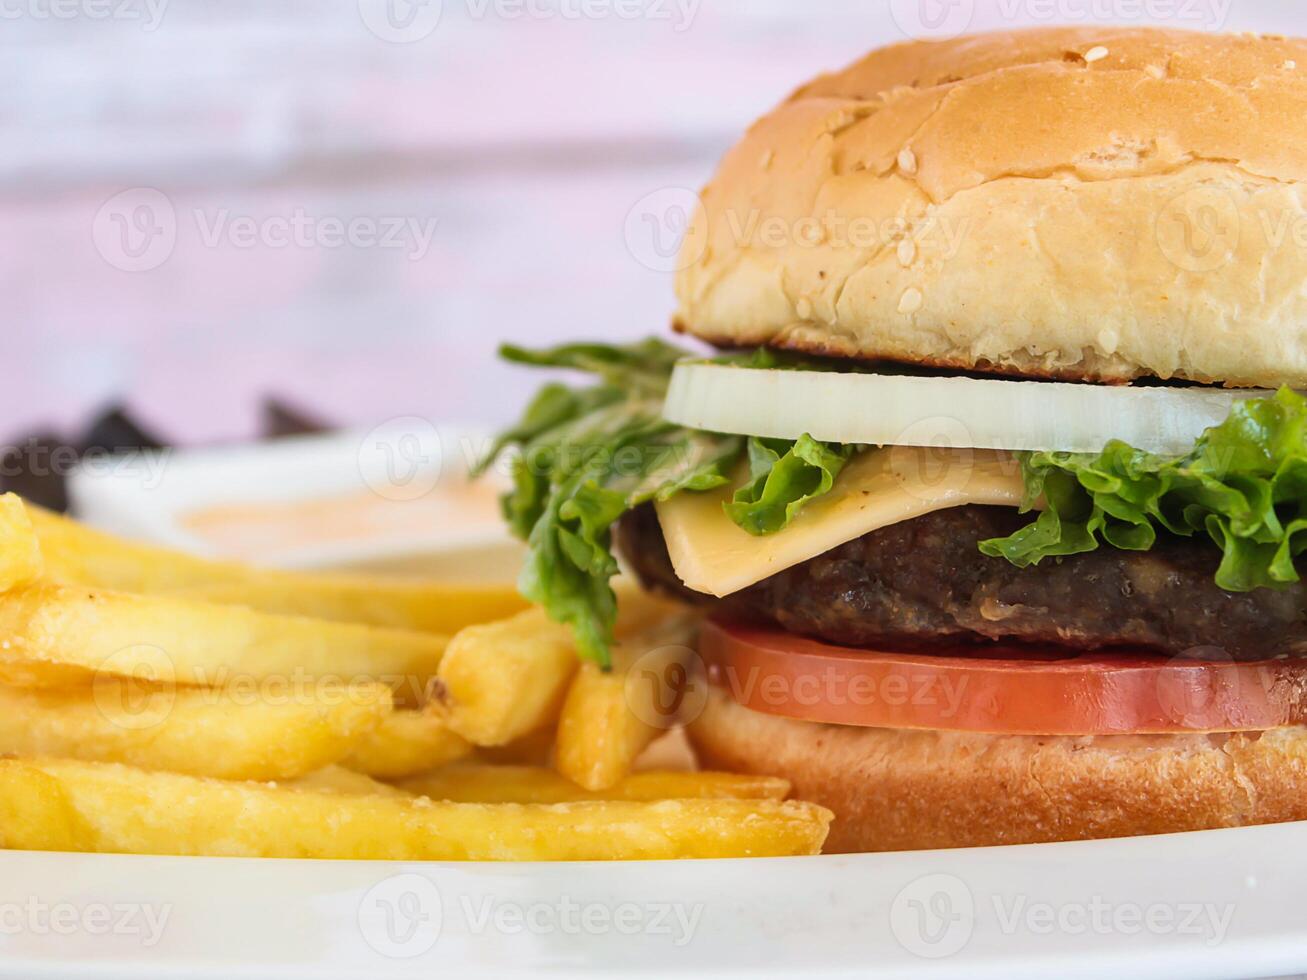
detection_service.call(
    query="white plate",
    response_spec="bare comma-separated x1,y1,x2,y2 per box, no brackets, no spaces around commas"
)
38,432,1307,977
0,821,1305,979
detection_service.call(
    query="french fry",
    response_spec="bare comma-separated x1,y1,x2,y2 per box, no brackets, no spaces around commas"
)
0,762,89,853
27,504,527,634
287,765,411,798
0,584,449,692
0,757,831,860
0,659,97,689
342,706,473,779
171,579,527,637
400,765,791,804
437,589,689,747
0,681,392,781
435,608,578,746
555,661,662,791
0,494,42,592
555,619,700,791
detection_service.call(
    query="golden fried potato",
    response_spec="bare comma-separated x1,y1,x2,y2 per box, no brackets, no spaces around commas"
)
342,706,473,779
555,661,662,791
437,589,690,747
0,494,42,592
400,765,790,804
0,681,391,780
28,504,526,633
0,758,832,860
286,765,411,798
0,584,449,694
435,608,578,746
0,659,97,689
555,618,700,790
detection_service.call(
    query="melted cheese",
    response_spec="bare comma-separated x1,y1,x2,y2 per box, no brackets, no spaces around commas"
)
655,447,1028,598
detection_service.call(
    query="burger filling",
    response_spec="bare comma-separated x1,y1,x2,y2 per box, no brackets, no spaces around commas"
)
616,502,1307,662
479,338,1307,671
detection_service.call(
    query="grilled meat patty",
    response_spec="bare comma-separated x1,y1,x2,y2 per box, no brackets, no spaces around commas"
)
615,503,1307,661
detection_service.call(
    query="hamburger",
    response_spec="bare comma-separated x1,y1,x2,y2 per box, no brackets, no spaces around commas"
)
481,26,1307,852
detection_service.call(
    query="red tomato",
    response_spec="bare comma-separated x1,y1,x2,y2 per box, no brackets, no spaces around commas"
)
698,619,1307,736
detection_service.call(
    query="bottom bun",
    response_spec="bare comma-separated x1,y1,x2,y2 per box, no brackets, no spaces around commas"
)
687,686,1307,853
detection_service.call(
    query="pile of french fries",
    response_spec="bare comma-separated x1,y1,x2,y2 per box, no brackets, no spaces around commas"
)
0,494,831,861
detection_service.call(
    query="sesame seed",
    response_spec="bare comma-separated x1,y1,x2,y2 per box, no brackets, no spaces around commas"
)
898,288,923,315
759,149,775,169
1084,46,1109,63
1286,60,1298,70
1144,64,1165,79
795,297,813,319
897,237,916,267
897,147,918,175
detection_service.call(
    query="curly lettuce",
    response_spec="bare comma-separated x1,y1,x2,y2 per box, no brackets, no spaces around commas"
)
480,340,852,666
725,435,856,535
980,387,1307,592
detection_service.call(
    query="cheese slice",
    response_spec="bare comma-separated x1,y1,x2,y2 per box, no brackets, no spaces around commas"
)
654,447,1028,598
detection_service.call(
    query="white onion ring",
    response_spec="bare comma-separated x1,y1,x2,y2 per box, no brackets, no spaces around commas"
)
663,364,1273,455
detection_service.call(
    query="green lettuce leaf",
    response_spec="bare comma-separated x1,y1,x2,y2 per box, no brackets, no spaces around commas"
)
979,387,1307,592
482,340,744,666
725,435,856,535
481,339,855,666
515,417,743,667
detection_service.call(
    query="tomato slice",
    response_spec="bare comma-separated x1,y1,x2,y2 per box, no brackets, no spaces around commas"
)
698,619,1307,735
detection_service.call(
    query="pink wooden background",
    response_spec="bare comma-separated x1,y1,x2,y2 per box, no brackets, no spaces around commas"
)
2,0,1297,443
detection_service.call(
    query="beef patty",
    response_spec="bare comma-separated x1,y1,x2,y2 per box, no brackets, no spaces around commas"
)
615,503,1307,661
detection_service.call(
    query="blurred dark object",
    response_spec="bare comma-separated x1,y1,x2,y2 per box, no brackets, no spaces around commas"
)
0,405,166,513
81,407,166,456
262,398,333,439
2,398,335,513
0,433,72,513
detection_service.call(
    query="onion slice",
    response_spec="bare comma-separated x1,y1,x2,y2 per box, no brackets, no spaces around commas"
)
664,363,1273,455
